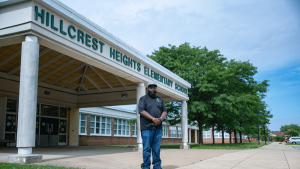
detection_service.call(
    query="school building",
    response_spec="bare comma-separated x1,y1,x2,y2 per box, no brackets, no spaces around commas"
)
0,0,191,163
77,106,244,146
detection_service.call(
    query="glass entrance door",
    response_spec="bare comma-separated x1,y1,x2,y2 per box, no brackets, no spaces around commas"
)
40,117,59,146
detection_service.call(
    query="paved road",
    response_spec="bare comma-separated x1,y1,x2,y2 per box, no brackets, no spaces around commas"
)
293,146,300,150
179,142,300,169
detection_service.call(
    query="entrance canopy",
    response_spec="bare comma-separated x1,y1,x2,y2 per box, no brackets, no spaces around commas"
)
0,0,190,108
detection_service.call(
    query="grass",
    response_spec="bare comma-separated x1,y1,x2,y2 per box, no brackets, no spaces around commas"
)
191,142,271,150
0,163,79,169
104,142,271,150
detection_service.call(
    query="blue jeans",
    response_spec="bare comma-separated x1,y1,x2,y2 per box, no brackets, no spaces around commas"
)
141,129,162,169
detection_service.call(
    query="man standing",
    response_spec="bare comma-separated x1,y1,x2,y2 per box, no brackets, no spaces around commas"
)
138,82,167,169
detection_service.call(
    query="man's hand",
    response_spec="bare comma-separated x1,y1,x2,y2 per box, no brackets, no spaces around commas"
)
151,118,161,126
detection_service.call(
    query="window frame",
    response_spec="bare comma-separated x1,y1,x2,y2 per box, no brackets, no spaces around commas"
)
162,125,168,138
203,130,211,138
90,115,111,136
178,127,182,138
79,114,87,135
169,126,177,138
132,122,137,137
114,119,130,136
214,130,230,138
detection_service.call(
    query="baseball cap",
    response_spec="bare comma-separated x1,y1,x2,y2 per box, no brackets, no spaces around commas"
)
148,81,157,87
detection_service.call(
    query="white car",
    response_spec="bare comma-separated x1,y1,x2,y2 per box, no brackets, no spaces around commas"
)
287,137,300,144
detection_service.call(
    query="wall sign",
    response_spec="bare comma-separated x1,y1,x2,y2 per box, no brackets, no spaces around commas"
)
35,6,188,95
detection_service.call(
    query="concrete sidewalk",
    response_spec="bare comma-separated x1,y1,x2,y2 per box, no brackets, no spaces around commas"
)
0,146,237,169
1,143,298,169
179,142,300,169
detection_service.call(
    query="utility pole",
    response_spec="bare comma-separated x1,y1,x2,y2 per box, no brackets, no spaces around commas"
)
267,124,269,142
257,114,260,145
264,123,266,144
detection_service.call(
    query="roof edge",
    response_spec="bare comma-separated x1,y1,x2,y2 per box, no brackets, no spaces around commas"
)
37,0,191,88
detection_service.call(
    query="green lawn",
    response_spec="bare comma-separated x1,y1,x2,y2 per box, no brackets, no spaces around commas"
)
104,142,271,150
0,163,79,169
191,142,271,150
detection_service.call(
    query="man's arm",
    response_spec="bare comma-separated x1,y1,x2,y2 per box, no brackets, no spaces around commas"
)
160,111,167,121
140,111,161,125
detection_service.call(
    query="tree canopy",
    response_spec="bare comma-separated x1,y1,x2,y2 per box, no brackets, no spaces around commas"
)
285,130,300,137
148,42,272,145
280,124,300,132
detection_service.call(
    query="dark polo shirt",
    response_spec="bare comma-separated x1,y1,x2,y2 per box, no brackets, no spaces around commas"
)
138,94,167,131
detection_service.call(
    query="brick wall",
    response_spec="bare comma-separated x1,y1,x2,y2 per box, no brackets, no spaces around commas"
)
78,114,244,146
79,136,137,146
79,135,183,146
111,118,114,136
79,133,241,146
69,107,79,146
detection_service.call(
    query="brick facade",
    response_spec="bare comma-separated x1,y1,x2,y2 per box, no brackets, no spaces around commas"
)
79,135,183,146
86,114,90,135
69,107,79,146
78,112,245,146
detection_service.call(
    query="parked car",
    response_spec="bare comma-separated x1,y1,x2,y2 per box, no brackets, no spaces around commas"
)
287,137,300,144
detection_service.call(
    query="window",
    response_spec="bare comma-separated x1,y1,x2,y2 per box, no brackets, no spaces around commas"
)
5,133,15,141
90,116,111,135
60,107,68,118
203,130,211,138
114,119,129,136
169,126,177,138
162,125,168,138
79,114,86,134
178,127,182,138
233,132,241,138
6,99,17,112
5,114,17,132
214,131,230,138
214,130,222,138
41,104,59,117
132,123,137,136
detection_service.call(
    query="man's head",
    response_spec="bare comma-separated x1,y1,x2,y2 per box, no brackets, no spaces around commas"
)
147,81,157,98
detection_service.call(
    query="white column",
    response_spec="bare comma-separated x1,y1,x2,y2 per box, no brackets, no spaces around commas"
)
17,36,39,155
188,129,191,143
180,101,189,149
195,129,197,143
136,83,145,151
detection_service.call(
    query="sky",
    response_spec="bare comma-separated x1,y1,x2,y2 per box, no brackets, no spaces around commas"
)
59,0,300,131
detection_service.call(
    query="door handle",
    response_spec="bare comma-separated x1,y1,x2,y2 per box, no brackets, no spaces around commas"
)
51,124,53,133
46,123,49,133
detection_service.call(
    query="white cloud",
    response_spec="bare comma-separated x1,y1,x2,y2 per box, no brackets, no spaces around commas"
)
59,0,300,72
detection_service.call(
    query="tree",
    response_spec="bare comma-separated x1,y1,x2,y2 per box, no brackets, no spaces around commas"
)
149,43,227,145
127,118,137,124
285,130,299,137
148,43,272,145
280,124,300,132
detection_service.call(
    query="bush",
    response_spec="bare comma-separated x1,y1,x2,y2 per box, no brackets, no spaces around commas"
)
274,136,285,142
